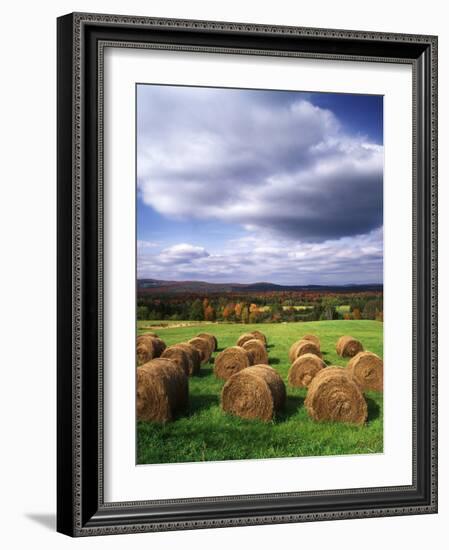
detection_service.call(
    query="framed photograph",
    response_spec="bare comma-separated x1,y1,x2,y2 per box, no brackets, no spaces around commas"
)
57,12,438,536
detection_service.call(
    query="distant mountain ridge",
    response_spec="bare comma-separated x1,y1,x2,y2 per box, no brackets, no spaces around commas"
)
137,278,383,294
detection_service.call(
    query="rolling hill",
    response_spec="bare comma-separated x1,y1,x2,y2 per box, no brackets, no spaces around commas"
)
137,278,383,294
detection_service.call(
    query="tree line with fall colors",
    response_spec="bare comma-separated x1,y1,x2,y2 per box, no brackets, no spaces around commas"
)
136,292,383,324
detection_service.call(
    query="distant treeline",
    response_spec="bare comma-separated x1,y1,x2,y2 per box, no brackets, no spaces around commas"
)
137,290,383,323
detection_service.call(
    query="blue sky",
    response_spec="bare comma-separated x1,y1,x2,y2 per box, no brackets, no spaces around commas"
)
137,85,383,285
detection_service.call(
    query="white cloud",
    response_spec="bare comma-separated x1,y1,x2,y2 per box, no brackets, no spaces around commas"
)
157,243,210,265
137,229,383,285
137,87,383,242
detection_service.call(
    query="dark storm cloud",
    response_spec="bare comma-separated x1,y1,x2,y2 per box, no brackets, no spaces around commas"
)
137,85,383,242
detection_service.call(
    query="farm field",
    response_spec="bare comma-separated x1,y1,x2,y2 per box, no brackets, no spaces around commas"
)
137,319,383,465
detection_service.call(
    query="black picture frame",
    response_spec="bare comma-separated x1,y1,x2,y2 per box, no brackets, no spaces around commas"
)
57,12,438,537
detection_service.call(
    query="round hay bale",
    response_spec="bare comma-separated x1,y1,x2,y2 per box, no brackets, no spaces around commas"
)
250,330,267,347
188,337,212,364
221,364,286,422
161,345,190,376
242,338,269,365
336,335,364,357
136,334,153,346
288,353,326,388
214,346,252,380
295,340,321,360
245,349,256,366
288,340,302,363
236,332,258,347
136,338,155,366
347,351,383,392
196,332,218,352
137,358,188,423
289,337,320,363
176,342,201,375
150,337,167,357
137,335,166,358
301,334,320,349
305,367,367,425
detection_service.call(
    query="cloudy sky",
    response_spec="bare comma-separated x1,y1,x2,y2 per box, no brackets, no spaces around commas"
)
136,84,383,285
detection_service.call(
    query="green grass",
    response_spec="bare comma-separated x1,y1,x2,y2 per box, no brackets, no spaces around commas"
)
137,320,383,464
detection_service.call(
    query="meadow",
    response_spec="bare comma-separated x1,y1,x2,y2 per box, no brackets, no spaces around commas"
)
137,320,383,464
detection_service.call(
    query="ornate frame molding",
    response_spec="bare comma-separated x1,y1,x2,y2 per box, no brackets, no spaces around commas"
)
57,12,438,537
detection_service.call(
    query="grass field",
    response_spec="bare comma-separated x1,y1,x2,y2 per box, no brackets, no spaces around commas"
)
137,320,383,464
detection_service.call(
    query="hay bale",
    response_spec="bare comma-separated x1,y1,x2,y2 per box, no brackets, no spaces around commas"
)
242,338,269,365
141,331,158,338
236,332,258,347
250,330,267,347
137,335,166,358
296,340,321,358
214,346,252,380
288,340,302,363
289,337,320,363
188,337,212,364
150,337,167,357
161,345,190,376
137,334,153,346
175,342,201,375
305,367,367,425
347,351,383,392
289,340,321,363
136,338,155,366
137,358,188,422
302,334,320,349
197,332,218,352
221,365,286,421
288,353,326,388
245,349,256,366
336,335,364,357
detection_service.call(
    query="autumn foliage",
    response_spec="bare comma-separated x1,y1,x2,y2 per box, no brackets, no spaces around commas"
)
137,288,383,324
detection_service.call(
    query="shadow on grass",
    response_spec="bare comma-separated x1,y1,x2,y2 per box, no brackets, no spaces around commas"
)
277,394,305,422
270,357,280,365
189,393,220,414
266,343,275,349
197,365,214,377
366,397,381,422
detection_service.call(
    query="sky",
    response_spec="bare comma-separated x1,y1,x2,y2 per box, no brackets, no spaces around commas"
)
136,84,383,285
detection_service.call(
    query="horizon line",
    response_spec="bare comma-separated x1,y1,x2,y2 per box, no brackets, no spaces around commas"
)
137,278,383,287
